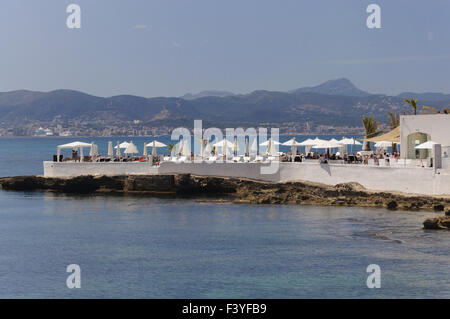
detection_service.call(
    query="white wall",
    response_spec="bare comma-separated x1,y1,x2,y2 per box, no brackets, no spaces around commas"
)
44,161,159,177
43,161,450,196
400,114,450,159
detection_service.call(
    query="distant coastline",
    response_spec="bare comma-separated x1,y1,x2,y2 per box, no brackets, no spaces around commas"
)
3,78,449,137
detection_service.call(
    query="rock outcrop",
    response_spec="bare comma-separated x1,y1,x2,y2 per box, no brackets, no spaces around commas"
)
1,174,449,217
0,175,237,195
423,216,450,230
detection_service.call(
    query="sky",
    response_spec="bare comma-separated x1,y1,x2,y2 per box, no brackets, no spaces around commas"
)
1,0,449,97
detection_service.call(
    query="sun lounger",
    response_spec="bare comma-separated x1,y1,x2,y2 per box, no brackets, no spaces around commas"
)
232,156,242,162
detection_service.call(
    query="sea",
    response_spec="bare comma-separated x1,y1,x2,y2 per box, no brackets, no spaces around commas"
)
0,136,448,298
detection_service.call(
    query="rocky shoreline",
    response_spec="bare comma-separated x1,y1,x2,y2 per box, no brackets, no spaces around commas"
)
1,174,449,230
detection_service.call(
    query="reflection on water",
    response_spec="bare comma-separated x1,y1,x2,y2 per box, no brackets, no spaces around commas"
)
0,190,449,298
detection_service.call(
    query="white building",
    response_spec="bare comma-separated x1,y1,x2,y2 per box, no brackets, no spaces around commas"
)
400,114,450,160
43,114,450,196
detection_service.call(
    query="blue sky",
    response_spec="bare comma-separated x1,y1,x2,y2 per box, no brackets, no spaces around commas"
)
1,0,449,97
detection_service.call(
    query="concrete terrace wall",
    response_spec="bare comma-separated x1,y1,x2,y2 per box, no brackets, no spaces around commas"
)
43,161,450,196
44,161,159,177
158,162,281,182
278,162,449,195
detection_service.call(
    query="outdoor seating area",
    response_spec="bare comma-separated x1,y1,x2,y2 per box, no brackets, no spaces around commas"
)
55,140,167,165
52,134,445,169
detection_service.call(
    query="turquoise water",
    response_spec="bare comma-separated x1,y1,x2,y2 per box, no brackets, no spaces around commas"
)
0,191,448,298
0,137,447,298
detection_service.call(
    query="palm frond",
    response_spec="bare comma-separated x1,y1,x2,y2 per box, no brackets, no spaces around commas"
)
422,105,439,114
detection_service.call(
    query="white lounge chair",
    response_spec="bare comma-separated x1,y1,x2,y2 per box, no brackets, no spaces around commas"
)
243,156,250,162
163,156,170,161
207,156,217,163
232,156,242,162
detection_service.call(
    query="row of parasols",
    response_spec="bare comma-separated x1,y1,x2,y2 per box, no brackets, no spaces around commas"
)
56,137,371,161
56,137,442,163
55,140,167,161
55,137,441,163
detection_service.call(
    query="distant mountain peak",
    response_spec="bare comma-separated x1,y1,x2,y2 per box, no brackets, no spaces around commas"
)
290,78,371,97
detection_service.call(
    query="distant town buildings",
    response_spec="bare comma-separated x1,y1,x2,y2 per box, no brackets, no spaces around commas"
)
34,127,54,136
0,119,367,137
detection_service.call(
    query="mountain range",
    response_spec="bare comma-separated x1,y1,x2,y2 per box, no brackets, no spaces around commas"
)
1,78,449,129
289,78,371,97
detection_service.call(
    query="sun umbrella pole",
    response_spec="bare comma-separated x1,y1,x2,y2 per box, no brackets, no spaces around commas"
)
245,138,249,157
201,140,204,159
223,139,226,161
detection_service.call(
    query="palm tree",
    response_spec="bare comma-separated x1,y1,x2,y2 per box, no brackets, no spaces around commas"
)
386,112,400,154
167,144,174,151
421,105,450,114
362,115,383,151
387,111,400,129
404,98,418,115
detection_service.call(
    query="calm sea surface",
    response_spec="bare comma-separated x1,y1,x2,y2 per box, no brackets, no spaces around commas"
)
0,137,448,298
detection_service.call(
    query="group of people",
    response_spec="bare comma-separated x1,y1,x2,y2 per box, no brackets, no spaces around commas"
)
280,150,403,165
58,149,163,164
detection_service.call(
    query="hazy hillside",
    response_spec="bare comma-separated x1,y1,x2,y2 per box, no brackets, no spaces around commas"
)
1,79,449,129
397,92,450,102
289,78,371,97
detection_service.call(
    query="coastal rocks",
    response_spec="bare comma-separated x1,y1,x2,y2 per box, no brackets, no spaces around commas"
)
1,174,449,217
124,175,175,192
0,174,238,196
423,216,450,230
334,182,367,193
0,176,47,191
173,174,237,195
387,201,398,210
0,175,105,193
